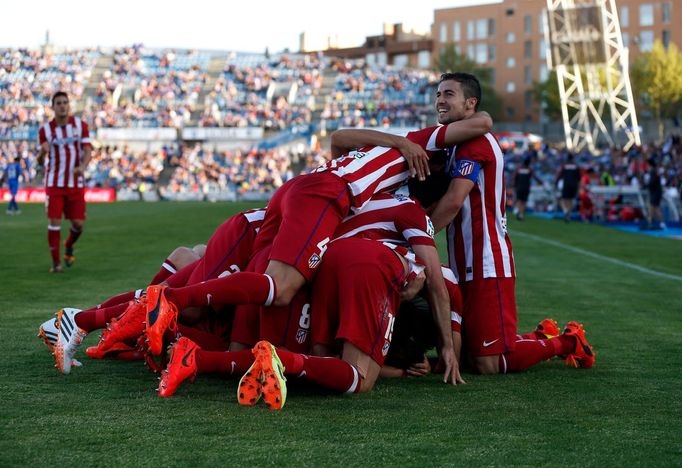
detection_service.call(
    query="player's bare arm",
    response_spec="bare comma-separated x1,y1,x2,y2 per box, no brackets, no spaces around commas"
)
440,111,492,146
429,178,475,232
330,128,429,180
411,243,459,385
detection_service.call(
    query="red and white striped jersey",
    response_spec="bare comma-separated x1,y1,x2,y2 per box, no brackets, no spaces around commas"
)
446,133,515,282
313,125,449,209
441,265,463,333
38,117,92,188
241,207,266,234
333,192,435,248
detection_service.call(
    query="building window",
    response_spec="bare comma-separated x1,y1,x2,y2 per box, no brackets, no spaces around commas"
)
524,15,532,34
663,2,671,24
490,68,496,86
394,54,408,69
489,18,496,36
507,56,516,68
525,90,533,110
507,82,516,93
639,30,654,51
476,43,487,64
620,6,629,27
506,32,516,43
524,65,532,85
455,45,462,55
524,40,532,58
539,11,546,34
539,63,548,81
467,44,475,60
622,32,629,47
418,51,430,68
506,106,516,117
453,21,461,41
539,39,547,59
639,4,654,27
467,20,475,40
488,44,496,62
440,22,447,42
476,19,487,39
663,30,670,49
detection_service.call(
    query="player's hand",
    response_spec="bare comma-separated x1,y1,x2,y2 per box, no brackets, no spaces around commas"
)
406,355,431,377
399,139,430,181
440,347,465,385
73,165,84,175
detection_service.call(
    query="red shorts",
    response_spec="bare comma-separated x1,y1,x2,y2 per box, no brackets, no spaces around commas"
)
310,238,406,366
46,187,85,220
253,172,350,281
187,214,256,285
460,277,517,357
228,246,311,353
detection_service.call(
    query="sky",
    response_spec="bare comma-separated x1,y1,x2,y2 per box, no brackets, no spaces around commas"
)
0,0,499,53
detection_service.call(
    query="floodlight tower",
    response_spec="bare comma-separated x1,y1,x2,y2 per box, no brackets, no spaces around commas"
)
545,0,641,152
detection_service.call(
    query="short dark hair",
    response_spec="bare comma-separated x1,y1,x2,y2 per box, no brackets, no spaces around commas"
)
439,72,482,111
51,91,68,106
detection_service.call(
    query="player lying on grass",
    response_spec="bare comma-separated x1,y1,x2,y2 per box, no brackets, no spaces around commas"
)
39,208,266,373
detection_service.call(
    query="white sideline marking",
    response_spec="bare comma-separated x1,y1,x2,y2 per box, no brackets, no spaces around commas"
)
513,231,682,282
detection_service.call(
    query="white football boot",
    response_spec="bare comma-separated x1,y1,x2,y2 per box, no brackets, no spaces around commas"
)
39,314,82,368
54,308,87,374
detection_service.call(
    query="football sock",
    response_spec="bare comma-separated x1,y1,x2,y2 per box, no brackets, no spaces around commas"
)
48,226,61,265
97,291,136,309
518,331,545,340
195,349,255,375
177,324,229,352
64,226,82,249
275,349,360,393
150,259,177,285
75,302,129,333
166,272,276,309
499,336,575,373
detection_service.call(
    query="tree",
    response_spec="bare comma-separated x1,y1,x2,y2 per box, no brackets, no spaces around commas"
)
631,40,682,141
435,44,503,120
531,69,562,121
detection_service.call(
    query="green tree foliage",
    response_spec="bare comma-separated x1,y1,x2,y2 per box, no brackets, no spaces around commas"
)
435,44,503,120
531,69,562,121
631,40,682,140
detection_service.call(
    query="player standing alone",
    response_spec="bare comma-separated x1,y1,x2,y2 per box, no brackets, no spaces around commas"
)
2,156,23,215
37,92,92,273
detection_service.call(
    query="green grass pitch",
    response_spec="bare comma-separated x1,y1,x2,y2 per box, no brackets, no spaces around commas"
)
1,201,681,465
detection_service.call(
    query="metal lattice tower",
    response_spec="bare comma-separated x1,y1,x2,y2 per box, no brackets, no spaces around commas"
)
545,0,641,151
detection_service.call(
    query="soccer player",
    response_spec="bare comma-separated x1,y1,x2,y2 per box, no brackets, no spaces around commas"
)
46,208,265,374
2,156,22,215
512,157,544,221
555,153,581,222
37,92,92,272
332,72,595,375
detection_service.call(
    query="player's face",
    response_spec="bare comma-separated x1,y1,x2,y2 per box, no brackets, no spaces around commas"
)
52,96,70,119
435,80,473,125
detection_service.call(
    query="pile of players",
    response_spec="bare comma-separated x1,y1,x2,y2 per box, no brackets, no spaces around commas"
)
38,72,595,410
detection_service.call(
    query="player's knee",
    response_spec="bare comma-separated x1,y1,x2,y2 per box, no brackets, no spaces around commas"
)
474,356,500,375
192,244,206,258
71,220,85,230
168,246,201,270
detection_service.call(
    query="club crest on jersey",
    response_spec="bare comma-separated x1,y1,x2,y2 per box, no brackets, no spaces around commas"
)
458,160,475,176
296,328,308,344
349,150,367,159
382,341,391,356
308,253,321,269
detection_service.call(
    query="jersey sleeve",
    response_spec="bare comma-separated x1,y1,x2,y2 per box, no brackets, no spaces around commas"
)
38,126,47,146
394,201,436,248
449,137,492,182
81,121,92,146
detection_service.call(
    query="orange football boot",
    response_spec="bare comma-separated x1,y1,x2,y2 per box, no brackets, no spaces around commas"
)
536,318,561,339
248,340,287,410
87,299,147,358
563,321,595,369
158,337,199,397
145,285,178,355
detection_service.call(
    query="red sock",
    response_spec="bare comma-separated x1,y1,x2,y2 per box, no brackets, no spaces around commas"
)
48,226,61,265
499,336,575,373
195,349,254,375
275,348,360,393
166,272,276,309
177,324,229,351
149,259,177,285
64,226,82,249
98,290,137,309
518,331,544,340
74,302,129,333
